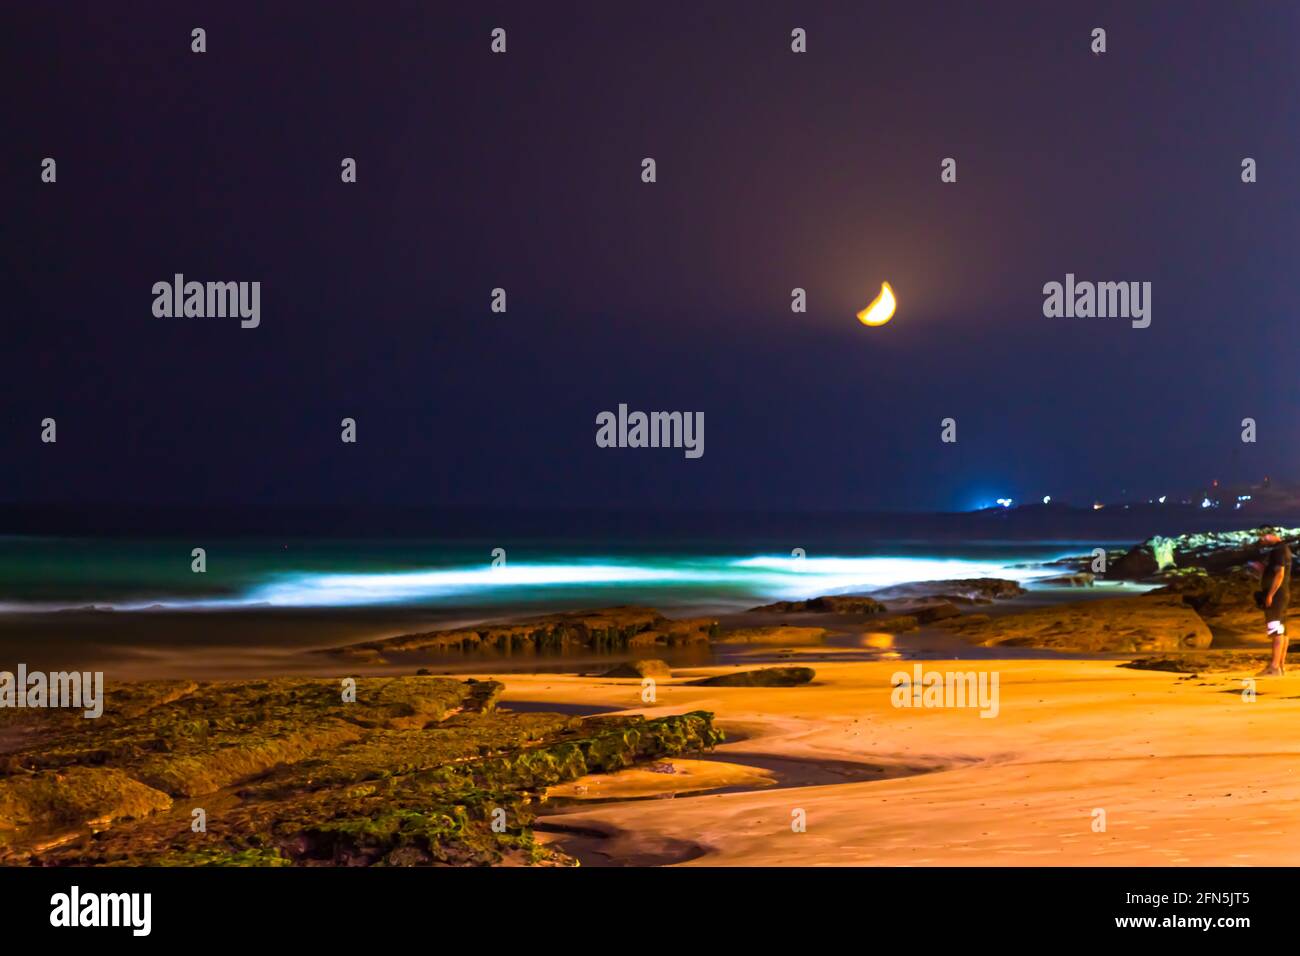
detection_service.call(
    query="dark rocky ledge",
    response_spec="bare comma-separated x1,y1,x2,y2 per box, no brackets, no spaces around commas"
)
325,606,718,662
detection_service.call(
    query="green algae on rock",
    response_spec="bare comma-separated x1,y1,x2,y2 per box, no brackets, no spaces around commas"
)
0,766,171,830
0,675,722,867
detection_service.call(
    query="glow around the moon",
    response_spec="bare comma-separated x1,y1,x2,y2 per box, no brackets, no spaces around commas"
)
857,282,897,326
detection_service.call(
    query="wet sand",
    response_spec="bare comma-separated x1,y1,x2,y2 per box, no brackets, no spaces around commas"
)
486,655,1300,866
0,583,1133,680
0,606,726,680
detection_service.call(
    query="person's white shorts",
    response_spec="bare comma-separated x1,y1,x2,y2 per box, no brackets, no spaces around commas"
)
1268,620,1287,637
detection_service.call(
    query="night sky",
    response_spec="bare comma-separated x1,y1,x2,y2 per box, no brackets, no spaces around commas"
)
6,1,1299,514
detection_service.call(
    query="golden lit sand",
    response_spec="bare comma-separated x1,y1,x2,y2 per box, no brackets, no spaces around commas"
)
492,659,1300,865
546,757,776,801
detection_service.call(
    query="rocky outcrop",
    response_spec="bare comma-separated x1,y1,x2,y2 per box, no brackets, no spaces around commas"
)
712,626,828,645
0,767,171,830
750,595,887,615
866,614,920,632
750,579,1024,616
1153,567,1296,641
1107,528,1300,581
627,617,719,646
937,594,1212,653
1120,652,1272,674
1038,572,1095,587
327,607,718,660
910,602,962,624
691,667,815,687
1108,542,1161,579
866,578,1027,604
857,603,961,633
0,676,723,866
600,659,672,678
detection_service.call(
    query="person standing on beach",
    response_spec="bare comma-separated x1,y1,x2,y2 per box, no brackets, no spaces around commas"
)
1256,528,1292,677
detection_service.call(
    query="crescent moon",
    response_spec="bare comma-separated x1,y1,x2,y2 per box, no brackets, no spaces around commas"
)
857,282,896,327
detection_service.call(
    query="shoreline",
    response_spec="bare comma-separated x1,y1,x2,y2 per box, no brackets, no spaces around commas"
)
0,581,1151,681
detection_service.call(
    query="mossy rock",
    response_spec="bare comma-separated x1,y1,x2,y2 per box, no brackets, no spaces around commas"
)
6,674,722,867
0,766,171,830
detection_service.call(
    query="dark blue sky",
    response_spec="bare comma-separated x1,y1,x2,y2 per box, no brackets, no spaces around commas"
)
5,1,1299,513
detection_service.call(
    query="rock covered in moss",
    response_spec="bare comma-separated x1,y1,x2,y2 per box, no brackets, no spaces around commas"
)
0,766,171,830
1,674,723,867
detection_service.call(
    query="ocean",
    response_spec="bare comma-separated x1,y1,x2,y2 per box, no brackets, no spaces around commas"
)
0,534,1135,679
0,535,1105,614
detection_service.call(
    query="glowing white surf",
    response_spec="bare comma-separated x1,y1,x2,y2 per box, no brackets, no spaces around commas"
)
244,563,698,607
732,555,1050,593
0,553,1072,612
236,555,1056,608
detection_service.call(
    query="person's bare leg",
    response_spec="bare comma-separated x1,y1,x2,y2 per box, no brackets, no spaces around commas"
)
1259,625,1285,676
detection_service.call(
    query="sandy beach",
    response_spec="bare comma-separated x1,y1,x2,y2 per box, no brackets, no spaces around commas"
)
494,655,1300,866
5,531,1299,870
